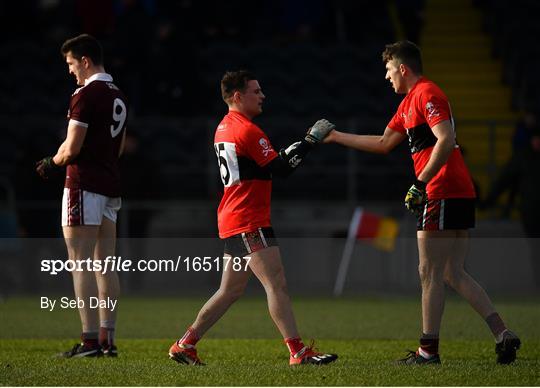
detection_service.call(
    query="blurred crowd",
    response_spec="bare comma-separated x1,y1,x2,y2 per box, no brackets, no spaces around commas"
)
0,0,399,117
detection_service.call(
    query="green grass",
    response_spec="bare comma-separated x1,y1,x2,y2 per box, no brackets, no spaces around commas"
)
1,296,539,386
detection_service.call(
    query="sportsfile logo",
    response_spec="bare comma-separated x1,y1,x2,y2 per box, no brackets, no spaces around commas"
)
41,256,132,275
41,256,251,275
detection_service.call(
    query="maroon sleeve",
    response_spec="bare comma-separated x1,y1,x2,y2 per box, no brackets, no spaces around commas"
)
68,89,94,125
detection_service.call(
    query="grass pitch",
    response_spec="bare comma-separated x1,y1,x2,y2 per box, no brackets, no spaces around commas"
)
1,296,539,386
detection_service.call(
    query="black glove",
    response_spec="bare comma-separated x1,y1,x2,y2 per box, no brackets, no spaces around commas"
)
404,179,427,216
36,156,60,179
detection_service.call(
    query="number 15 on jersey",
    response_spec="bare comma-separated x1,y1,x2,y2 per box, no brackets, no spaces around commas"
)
214,142,240,187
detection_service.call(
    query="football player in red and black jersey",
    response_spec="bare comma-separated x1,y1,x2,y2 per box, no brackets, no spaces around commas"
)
36,34,127,358
169,71,338,366
324,41,520,365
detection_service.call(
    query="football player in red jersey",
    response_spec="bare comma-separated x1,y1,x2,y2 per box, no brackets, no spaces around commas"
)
169,71,338,366
324,41,520,365
36,34,128,358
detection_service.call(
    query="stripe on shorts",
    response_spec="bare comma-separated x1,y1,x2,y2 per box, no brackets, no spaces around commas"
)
80,189,84,225
438,199,445,230
68,188,82,226
241,233,252,254
422,202,428,229
258,227,268,248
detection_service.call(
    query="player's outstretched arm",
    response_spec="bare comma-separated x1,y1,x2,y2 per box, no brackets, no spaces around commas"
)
324,126,405,154
265,118,336,177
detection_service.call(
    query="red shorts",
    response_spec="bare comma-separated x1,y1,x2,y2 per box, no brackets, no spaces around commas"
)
417,198,476,231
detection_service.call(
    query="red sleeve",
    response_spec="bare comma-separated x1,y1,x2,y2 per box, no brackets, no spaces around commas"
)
421,91,450,128
68,89,93,125
387,112,405,134
236,124,278,167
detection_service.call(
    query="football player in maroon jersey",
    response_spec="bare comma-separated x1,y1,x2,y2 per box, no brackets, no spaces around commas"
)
324,41,520,365
36,34,128,358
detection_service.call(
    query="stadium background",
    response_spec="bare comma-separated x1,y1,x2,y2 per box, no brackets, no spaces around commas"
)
0,0,539,297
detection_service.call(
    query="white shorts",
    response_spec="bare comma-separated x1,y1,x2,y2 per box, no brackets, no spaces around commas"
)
62,188,121,226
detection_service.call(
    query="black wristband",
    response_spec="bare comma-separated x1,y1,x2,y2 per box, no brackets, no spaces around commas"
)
266,139,313,177
414,179,427,189
304,134,319,146
295,139,315,152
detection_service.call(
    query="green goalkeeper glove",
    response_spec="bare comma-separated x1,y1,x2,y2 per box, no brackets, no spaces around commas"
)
305,119,335,145
36,156,60,180
404,179,427,216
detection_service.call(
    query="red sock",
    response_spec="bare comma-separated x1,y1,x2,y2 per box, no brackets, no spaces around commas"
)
284,337,305,356
485,312,507,338
81,332,99,349
99,327,115,348
179,326,200,346
420,334,439,355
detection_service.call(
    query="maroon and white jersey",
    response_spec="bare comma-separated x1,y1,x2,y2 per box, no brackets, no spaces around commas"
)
65,73,128,197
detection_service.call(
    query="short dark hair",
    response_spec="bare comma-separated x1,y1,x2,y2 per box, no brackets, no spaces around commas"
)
221,70,257,104
61,34,103,66
382,40,423,75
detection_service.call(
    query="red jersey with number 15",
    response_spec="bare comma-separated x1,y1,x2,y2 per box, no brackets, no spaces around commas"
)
387,77,476,200
214,111,278,238
66,73,128,198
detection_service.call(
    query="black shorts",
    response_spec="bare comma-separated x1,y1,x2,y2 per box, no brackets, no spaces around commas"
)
417,198,476,231
223,227,278,257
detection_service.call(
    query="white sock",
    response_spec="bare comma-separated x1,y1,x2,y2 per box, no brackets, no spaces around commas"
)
496,329,509,343
418,347,435,359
